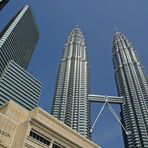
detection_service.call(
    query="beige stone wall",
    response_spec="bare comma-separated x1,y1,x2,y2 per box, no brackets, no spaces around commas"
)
12,120,29,148
26,108,99,148
0,101,101,148
0,101,29,123
27,119,77,148
0,113,17,148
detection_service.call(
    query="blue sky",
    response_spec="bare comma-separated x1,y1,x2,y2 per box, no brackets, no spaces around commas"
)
1,0,148,148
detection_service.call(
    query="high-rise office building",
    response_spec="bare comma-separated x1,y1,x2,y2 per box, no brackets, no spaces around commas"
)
0,5,39,77
0,0,9,10
112,31,148,147
0,60,42,110
0,5,41,110
52,27,91,139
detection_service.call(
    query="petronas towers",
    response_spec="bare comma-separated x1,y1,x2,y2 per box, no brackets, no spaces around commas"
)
52,27,148,147
52,27,91,139
113,32,148,147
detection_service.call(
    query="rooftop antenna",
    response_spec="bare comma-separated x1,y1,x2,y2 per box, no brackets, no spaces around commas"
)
76,20,79,28
114,24,118,32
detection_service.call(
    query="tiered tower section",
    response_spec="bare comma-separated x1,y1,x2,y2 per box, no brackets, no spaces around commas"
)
52,27,91,139
112,31,148,147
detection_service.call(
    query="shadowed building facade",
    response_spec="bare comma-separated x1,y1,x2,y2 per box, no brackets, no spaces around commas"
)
0,5,41,110
112,31,148,147
0,5,39,77
0,0,9,10
52,27,91,139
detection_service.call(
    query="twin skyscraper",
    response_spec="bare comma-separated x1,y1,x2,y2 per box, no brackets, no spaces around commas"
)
51,25,148,147
1,4,148,148
52,23,148,148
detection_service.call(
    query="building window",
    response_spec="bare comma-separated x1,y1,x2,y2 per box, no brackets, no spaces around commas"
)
29,130,50,146
52,143,61,148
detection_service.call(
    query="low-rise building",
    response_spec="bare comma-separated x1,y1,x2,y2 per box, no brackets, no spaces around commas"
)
0,100,100,148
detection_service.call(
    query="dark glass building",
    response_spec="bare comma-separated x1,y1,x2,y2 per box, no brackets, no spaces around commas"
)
0,0,9,10
0,5,41,110
0,5,39,77
112,31,148,147
52,27,91,139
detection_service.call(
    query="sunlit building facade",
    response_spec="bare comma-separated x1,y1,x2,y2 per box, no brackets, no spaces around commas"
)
112,31,148,147
0,101,100,148
52,27,91,139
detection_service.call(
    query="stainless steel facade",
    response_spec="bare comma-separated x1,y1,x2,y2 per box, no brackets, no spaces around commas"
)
0,5,39,77
112,32,148,147
0,60,42,110
52,27,91,139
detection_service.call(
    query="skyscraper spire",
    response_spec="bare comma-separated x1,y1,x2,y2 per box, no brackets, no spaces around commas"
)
52,27,91,139
112,31,148,147
114,24,118,32
76,20,79,28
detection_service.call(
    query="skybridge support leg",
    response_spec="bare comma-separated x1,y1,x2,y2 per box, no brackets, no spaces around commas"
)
89,94,131,135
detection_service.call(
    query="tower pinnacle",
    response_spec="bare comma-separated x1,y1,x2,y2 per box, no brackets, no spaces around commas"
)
76,20,79,28
114,24,118,32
